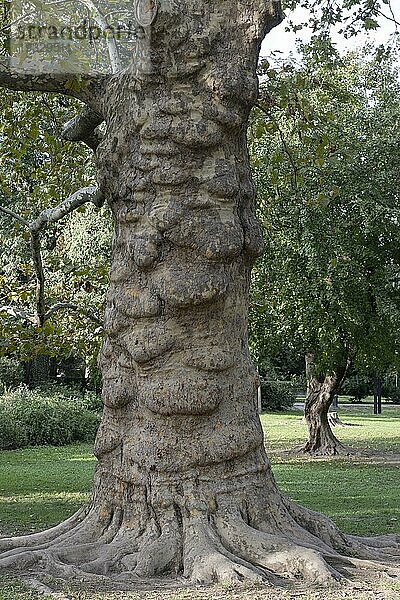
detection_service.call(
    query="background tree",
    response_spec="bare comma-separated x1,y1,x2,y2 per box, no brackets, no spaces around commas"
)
0,90,111,382
250,42,400,455
283,0,399,36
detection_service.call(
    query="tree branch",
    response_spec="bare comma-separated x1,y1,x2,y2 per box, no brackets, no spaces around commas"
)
29,186,105,233
0,206,29,227
377,8,400,29
44,302,103,326
62,107,104,151
75,0,122,72
0,305,36,324
0,62,102,101
0,302,103,326
0,186,105,326
256,103,300,194
261,0,284,36
30,232,45,325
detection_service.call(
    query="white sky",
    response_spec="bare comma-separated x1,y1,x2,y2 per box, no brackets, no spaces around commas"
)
261,5,400,60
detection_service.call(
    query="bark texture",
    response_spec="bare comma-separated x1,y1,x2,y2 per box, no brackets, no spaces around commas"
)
303,354,350,456
0,0,399,588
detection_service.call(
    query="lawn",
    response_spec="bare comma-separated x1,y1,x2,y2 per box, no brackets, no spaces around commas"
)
0,407,399,537
0,405,398,599
0,445,93,535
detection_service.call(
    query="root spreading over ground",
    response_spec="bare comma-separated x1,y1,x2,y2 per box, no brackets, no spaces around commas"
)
0,464,398,591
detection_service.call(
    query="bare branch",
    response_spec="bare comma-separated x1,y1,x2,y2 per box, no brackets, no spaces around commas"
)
44,302,103,325
1,186,104,326
62,107,104,151
0,201,45,324
76,0,122,72
0,305,36,323
0,68,69,94
256,103,300,194
30,232,46,326
377,8,400,29
0,205,29,227
0,63,98,101
387,0,400,29
0,302,103,327
1,186,105,234
43,302,78,321
30,187,105,233
82,310,103,326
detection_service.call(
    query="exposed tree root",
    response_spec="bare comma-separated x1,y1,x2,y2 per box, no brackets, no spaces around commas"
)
214,503,341,584
300,435,354,457
183,516,270,585
327,412,346,428
1,483,398,590
25,578,72,600
0,507,87,552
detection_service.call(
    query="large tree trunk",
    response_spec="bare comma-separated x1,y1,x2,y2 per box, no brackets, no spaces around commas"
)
0,0,399,589
303,355,350,456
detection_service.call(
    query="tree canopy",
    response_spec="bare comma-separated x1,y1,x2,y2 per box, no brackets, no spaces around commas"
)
0,91,111,365
249,43,400,376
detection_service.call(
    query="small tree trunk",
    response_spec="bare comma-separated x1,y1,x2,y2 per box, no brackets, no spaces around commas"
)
373,375,382,415
303,354,350,456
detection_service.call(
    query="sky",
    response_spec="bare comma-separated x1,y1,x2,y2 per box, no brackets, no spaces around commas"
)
261,4,400,61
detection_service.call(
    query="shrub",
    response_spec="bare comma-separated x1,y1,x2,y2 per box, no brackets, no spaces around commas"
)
82,389,103,412
0,385,101,450
260,380,296,412
0,357,25,393
381,383,400,404
341,376,372,402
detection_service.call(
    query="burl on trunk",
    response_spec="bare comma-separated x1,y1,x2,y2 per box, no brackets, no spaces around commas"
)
0,0,398,588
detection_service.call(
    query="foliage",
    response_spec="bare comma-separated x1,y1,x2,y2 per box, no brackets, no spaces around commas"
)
381,382,400,404
249,44,400,378
260,380,296,411
341,375,372,402
0,386,101,450
0,90,111,367
282,0,399,38
0,357,24,393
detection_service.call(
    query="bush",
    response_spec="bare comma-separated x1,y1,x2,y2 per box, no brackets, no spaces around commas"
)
260,380,296,412
0,357,25,393
82,389,103,412
0,385,101,450
381,383,400,404
341,376,372,402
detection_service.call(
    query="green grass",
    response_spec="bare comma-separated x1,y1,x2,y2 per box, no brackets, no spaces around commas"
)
0,444,94,534
0,577,52,600
0,407,399,599
0,407,398,538
261,406,400,535
273,461,399,535
262,406,400,453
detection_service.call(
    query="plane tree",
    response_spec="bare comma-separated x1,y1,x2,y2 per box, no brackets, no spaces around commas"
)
0,0,398,590
250,42,400,455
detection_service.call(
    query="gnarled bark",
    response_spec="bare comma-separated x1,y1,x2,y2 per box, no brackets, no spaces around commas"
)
303,354,351,456
0,0,399,589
